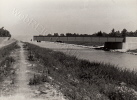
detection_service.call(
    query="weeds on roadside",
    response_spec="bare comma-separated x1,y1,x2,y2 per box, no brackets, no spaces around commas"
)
0,42,20,59
0,42,18,81
28,52,35,61
128,49,137,53
25,42,137,100
29,74,49,85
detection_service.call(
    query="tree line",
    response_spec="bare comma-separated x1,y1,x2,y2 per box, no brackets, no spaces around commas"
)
0,27,11,37
43,28,137,37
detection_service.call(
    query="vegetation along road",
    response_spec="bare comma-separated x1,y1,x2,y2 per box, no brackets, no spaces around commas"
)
1,40,137,100
0,41,66,100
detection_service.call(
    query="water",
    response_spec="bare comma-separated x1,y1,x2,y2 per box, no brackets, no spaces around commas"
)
31,41,137,70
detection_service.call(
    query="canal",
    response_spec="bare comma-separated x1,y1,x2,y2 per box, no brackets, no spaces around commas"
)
31,41,137,70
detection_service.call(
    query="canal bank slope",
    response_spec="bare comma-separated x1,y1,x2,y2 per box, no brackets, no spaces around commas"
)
24,42,137,100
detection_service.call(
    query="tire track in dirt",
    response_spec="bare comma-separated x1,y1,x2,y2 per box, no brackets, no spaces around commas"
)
0,41,67,100
16,42,32,96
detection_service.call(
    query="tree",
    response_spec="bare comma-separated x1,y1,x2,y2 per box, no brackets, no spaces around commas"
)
54,33,59,36
109,28,116,37
66,33,72,36
102,32,108,37
115,31,121,37
134,30,137,37
121,29,127,37
60,33,65,36
73,33,77,36
47,34,52,36
97,31,103,36
111,28,115,34
0,27,11,37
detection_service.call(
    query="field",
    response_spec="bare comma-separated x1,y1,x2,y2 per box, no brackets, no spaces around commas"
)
24,42,137,100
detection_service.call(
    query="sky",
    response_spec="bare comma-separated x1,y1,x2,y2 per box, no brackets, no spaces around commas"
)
0,0,137,40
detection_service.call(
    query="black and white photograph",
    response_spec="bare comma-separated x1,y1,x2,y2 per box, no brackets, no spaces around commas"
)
0,0,137,100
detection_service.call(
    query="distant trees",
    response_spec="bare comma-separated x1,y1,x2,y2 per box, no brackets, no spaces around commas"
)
66,33,73,36
0,27,11,37
54,33,59,36
66,33,92,37
121,29,127,37
43,28,137,37
60,33,65,36
109,29,115,37
109,29,121,37
47,34,52,36
93,31,108,37
97,31,103,36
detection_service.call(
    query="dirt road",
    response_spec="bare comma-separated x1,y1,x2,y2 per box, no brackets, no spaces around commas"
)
0,42,66,100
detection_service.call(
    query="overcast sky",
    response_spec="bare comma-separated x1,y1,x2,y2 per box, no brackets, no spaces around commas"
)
0,0,137,39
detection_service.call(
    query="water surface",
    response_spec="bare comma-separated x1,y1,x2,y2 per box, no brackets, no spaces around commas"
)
31,41,137,70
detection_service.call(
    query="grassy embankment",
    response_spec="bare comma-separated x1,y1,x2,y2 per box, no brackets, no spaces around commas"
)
127,49,137,53
25,42,137,100
0,42,19,82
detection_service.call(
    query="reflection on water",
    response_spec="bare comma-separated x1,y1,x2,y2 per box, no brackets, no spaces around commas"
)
31,41,137,70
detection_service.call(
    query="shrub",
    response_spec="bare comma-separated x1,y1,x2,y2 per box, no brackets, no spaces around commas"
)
29,74,49,85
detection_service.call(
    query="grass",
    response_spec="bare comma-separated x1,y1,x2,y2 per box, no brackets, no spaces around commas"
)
25,42,137,100
0,42,20,59
0,57,15,81
0,41,20,81
29,74,49,85
127,49,137,53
